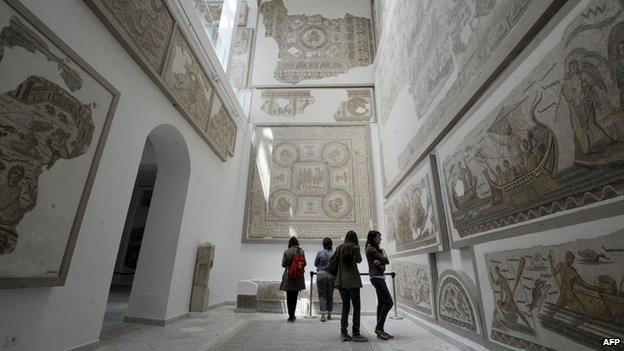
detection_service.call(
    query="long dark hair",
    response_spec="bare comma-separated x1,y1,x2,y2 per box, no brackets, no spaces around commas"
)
366,230,381,252
322,237,332,250
341,231,358,264
344,231,358,245
288,236,299,248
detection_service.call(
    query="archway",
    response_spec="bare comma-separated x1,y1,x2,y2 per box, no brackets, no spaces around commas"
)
102,124,191,335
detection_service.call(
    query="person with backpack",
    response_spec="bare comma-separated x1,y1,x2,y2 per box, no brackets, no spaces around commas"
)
333,231,367,342
365,230,394,340
280,236,306,322
314,237,334,322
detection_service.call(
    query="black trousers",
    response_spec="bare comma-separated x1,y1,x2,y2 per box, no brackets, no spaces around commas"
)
339,287,361,335
371,278,394,331
286,290,298,318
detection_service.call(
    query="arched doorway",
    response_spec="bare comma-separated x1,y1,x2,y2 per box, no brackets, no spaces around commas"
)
102,124,191,335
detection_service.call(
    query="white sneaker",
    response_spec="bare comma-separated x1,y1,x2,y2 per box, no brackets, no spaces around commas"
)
320,312,327,322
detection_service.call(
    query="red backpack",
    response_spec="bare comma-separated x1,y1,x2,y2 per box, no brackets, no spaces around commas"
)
288,248,306,280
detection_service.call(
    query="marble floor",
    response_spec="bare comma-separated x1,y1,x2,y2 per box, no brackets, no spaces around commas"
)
93,305,464,351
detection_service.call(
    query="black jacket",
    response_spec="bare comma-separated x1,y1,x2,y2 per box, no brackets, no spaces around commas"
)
365,245,389,277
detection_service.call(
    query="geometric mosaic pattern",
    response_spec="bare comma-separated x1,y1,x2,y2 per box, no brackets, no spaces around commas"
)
245,125,374,241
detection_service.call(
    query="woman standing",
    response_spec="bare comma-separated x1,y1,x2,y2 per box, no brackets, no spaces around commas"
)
280,237,306,322
314,237,334,322
334,231,367,342
365,231,394,340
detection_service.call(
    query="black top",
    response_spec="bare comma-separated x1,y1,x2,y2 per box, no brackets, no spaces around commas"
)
365,245,389,277
334,244,363,289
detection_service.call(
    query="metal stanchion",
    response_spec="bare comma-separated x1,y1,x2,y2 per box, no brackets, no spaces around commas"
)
388,272,403,320
304,271,317,319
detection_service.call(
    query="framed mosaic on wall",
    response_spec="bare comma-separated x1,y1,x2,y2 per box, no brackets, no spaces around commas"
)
243,125,375,242
384,155,447,255
473,214,624,351
85,0,237,161
0,0,119,288
436,270,484,343
378,0,567,196
438,0,624,248
390,253,437,322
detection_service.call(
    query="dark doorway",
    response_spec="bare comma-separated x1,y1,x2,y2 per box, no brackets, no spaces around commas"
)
101,140,157,335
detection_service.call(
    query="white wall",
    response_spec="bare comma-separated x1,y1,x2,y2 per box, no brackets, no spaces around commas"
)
0,0,253,350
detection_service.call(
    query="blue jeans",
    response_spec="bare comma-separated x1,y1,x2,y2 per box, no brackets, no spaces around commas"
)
371,278,393,331
316,272,334,312
339,288,361,335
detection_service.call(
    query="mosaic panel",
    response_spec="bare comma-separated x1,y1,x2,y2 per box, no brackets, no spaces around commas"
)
236,1,248,27
205,96,235,160
260,89,314,117
481,228,624,350
98,0,174,72
259,0,375,83
334,88,374,122
375,0,565,190
162,26,214,133
226,113,236,157
393,258,434,318
244,125,374,241
439,0,624,241
228,27,253,89
0,1,118,287
384,157,443,253
437,271,480,335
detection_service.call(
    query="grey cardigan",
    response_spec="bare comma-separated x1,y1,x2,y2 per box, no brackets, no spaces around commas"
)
334,244,363,289
365,245,389,277
279,246,306,291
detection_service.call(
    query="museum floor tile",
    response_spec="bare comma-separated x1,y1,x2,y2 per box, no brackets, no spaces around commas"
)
93,305,462,351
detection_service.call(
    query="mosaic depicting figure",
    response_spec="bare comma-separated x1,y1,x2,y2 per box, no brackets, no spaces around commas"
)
393,260,433,317
437,274,478,333
396,0,541,173
259,0,375,83
377,0,524,125
442,0,624,238
484,229,624,349
385,172,439,253
0,16,96,256
162,27,214,134
245,126,373,240
260,90,314,117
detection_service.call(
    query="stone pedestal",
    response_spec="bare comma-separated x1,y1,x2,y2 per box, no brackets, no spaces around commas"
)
190,242,215,312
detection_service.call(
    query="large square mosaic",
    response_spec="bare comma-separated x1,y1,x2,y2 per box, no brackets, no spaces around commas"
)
244,125,374,241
